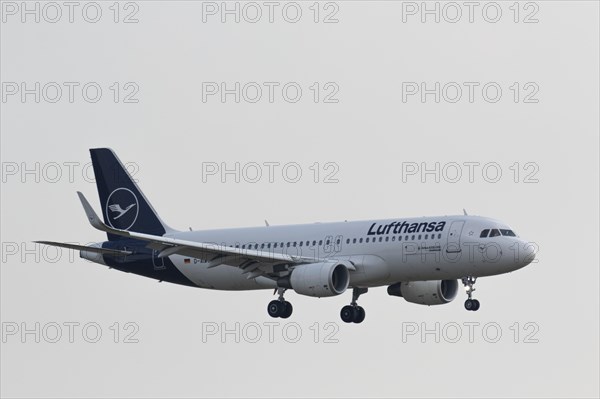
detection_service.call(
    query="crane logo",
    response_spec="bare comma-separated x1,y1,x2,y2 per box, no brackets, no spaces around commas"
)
105,188,139,230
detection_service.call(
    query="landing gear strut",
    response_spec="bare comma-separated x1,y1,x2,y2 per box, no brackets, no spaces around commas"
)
340,287,368,324
267,287,293,318
462,276,480,311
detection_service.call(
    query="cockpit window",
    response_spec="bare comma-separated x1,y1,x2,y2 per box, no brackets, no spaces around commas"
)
480,229,490,238
500,229,516,237
489,229,501,237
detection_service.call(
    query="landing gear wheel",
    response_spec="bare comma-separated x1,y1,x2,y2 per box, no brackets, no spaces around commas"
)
341,287,368,323
462,276,480,312
340,305,357,323
353,306,366,323
268,288,293,319
268,300,285,318
281,301,293,318
464,299,475,311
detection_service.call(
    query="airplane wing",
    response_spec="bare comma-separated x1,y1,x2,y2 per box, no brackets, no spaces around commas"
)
77,192,343,277
33,241,132,256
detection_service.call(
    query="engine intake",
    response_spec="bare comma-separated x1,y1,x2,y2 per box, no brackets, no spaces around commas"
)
387,280,458,305
279,262,350,298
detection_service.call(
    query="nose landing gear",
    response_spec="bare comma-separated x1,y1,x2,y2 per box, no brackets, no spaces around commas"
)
462,276,480,311
267,287,293,319
340,287,368,324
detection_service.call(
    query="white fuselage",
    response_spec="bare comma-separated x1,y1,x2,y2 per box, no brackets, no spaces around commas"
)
158,215,534,291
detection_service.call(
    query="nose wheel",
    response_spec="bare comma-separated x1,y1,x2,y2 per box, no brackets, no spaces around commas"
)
267,288,293,319
340,287,368,323
462,276,480,311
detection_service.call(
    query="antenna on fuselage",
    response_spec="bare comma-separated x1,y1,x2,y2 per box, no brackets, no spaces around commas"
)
265,220,270,227
463,209,468,216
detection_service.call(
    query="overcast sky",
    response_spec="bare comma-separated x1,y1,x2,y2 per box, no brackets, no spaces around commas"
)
1,1,599,398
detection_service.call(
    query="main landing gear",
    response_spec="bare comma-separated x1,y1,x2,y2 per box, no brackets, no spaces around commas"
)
340,287,368,324
462,276,480,311
267,287,293,319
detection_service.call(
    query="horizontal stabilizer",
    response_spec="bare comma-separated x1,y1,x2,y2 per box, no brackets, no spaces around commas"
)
34,241,132,256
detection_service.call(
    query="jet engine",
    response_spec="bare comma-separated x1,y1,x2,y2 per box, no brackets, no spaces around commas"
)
278,261,351,298
387,280,459,305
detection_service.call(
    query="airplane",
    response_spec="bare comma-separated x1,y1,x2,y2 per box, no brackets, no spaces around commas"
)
36,148,536,324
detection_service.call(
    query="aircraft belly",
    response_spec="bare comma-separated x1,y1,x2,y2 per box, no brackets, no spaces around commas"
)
349,255,391,286
170,258,275,290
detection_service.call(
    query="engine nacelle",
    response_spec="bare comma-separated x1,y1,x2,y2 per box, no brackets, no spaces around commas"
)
387,280,458,305
280,262,350,298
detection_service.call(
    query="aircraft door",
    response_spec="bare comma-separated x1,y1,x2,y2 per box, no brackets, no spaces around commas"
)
446,220,465,253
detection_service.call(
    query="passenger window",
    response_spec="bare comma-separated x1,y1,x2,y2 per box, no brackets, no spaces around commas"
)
319,240,323,246
261,243,264,249
242,245,245,249
398,236,402,242
379,237,383,242
411,235,415,240
312,240,316,246
489,229,501,237
293,242,297,247
273,243,277,248
385,237,389,242
480,229,490,238
438,233,441,239
359,238,363,243
336,239,340,245
353,238,357,244
366,238,370,243
346,239,350,244
299,241,303,247
418,235,421,240
425,234,428,239
392,236,396,241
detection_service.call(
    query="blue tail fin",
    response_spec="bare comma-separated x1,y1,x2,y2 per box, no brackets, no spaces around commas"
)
90,148,174,241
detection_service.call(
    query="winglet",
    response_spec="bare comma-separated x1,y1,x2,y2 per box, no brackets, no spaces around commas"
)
77,191,130,238
77,191,105,230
